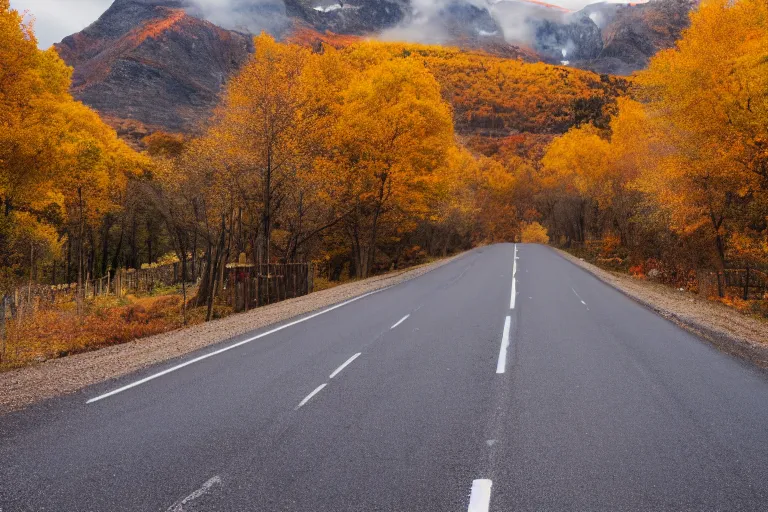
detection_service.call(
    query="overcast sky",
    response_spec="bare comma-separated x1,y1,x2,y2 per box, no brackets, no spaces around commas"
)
10,0,112,47
11,0,627,48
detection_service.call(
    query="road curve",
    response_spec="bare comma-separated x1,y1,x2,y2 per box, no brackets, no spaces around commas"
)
2,243,768,511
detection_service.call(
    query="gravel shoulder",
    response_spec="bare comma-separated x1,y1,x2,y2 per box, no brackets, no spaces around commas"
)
557,248,768,367
0,255,464,414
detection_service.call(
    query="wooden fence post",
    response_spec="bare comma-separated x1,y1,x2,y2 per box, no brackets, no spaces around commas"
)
717,271,724,298
744,267,750,300
0,295,6,363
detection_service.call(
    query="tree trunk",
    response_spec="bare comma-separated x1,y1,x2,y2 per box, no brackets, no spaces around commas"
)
100,215,112,277
206,215,227,321
65,234,71,284
76,186,85,317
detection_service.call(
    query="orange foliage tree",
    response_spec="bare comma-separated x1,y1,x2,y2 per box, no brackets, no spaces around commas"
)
0,1,146,299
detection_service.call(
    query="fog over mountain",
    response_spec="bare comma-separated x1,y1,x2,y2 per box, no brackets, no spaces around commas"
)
12,0,642,47
26,0,693,138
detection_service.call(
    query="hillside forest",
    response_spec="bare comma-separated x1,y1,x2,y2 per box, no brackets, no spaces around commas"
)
0,0,766,364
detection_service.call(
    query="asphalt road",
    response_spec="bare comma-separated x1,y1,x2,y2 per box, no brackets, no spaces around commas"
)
2,243,768,511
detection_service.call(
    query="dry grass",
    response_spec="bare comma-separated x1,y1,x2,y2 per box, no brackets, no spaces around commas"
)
0,293,226,370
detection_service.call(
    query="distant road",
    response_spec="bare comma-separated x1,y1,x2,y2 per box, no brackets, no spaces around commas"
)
2,244,768,511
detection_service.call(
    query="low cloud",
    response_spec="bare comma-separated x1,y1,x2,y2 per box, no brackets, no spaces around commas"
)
380,0,571,49
184,0,292,35
11,0,638,49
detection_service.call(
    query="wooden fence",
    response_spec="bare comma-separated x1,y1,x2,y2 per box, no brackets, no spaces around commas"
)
0,259,316,362
698,267,768,300
563,241,768,301
0,259,205,326
224,263,314,313
115,259,206,295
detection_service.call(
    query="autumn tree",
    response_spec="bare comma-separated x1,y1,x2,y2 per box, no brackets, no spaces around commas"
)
540,124,612,244
324,55,455,276
1,1,146,302
634,0,768,269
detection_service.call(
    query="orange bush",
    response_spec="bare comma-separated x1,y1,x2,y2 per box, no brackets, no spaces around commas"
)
0,294,195,369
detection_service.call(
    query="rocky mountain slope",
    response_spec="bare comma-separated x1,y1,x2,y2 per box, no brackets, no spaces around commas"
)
55,0,695,137
575,0,696,74
56,0,253,134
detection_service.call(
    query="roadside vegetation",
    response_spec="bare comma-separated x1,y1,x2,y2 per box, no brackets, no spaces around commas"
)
517,0,768,318
0,0,766,368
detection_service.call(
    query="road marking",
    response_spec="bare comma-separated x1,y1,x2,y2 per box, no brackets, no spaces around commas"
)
391,314,410,329
513,244,517,276
468,479,493,512
571,287,588,305
329,353,361,379
496,316,512,374
510,244,518,309
166,476,221,512
86,288,388,404
296,383,327,409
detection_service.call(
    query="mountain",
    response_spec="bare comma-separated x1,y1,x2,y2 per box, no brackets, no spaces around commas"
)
56,0,253,135
573,0,696,74
55,0,694,138
285,0,408,33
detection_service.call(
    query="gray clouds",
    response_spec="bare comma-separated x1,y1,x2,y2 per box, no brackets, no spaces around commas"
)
184,0,291,35
10,0,635,48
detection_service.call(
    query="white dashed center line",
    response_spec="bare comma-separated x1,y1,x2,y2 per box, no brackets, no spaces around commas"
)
468,479,493,512
496,316,512,374
391,314,410,329
571,287,589,308
510,244,518,309
166,476,222,512
296,383,327,410
329,353,361,379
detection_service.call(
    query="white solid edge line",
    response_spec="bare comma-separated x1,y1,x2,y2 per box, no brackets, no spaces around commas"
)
510,277,516,310
391,314,410,330
329,352,362,379
496,316,512,374
296,383,327,409
468,479,493,512
87,287,389,404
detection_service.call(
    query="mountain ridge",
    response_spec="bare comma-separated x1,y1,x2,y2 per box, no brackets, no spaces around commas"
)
54,0,694,138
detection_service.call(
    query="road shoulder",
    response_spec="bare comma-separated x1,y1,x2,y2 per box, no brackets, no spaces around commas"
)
0,254,464,414
554,248,768,368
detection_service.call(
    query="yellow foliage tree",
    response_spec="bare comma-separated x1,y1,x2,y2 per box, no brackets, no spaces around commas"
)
0,1,146,297
634,0,768,267
325,54,455,277
521,222,549,244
